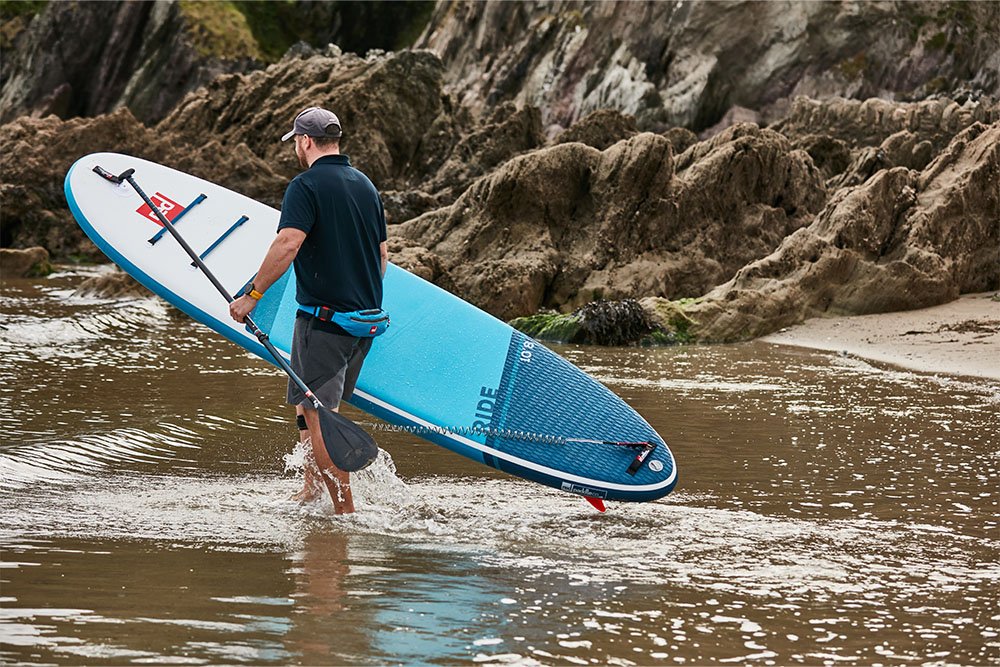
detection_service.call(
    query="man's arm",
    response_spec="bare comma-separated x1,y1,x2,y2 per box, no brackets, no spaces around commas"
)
380,241,388,278
229,227,306,323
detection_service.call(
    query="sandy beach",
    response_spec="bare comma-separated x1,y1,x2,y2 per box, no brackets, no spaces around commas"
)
762,292,1000,381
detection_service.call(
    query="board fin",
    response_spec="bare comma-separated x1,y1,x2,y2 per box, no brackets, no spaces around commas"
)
585,496,606,512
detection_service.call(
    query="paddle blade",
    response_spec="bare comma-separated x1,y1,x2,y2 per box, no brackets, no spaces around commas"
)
316,409,379,472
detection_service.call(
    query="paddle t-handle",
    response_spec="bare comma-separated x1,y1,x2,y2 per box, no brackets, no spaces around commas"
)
92,165,131,183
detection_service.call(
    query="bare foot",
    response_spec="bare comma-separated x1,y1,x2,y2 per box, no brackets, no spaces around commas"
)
321,470,355,514
291,485,323,503
292,440,324,503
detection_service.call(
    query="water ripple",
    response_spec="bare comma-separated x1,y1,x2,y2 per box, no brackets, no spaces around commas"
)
1,427,200,490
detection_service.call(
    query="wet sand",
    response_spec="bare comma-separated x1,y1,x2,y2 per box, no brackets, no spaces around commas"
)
763,292,1000,380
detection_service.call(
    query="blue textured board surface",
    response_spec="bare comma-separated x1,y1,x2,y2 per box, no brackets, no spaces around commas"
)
65,152,678,502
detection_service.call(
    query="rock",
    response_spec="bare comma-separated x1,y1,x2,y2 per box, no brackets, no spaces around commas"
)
0,109,285,259
457,255,558,322
3,3,998,348
882,131,936,172
0,109,158,260
72,270,147,299
687,122,1000,342
572,299,656,345
385,238,454,291
828,127,953,190
552,108,638,150
0,247,52,278
0,1,259,124
421,102,545,202
256,2,435,59
155,46,540,207
156,48,448,191
509,299,656,345
662,127,698,154
794,134,854,181
639,297,698,344
399,125,826,319
779,95,1000,186
699,106,761,139
0,1,436,125
776,96,1000,152
828,146,891,190
417,1,1000,132
381,190,441,225
0,47,542,262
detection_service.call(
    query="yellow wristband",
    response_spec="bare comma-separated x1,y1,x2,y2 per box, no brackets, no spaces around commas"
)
248,288,264,300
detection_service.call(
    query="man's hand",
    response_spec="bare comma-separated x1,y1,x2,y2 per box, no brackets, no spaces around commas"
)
229,228,303,324
230,295,257,323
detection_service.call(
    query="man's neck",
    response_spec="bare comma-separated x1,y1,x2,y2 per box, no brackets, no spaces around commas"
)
307,149,341,167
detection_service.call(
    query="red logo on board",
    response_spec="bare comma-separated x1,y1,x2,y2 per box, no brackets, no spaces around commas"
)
135,193,182,226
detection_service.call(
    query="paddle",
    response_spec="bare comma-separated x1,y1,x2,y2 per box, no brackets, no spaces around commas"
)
93,165,378,473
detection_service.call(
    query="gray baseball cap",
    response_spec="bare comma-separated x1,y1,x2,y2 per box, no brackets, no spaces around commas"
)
281,107,343,141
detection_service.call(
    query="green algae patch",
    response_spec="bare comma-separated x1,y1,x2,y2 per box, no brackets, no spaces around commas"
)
391,1,436,51
179,0,262,60
511,298,701,347
838,52,867,81
509,313,582,343
0,0,47,20
24,258,53,278
641,297,699,345
0,0,47,49
231,0,300,62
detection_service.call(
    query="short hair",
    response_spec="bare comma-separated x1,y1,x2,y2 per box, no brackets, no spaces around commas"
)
312,135,340,149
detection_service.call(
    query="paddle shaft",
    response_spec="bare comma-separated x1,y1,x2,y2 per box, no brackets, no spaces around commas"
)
109,167,324,411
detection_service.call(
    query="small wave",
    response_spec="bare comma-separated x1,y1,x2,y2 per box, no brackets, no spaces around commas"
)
589,374,790,394
0,300,169,352
0,426,200,490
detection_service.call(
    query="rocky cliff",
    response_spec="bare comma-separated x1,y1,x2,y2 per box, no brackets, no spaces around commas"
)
1,0,997,345
396,125,827,319
1,1,254,124
0,0,434,124
416,0,1000,133
0,47,539,257
681,121,1000,342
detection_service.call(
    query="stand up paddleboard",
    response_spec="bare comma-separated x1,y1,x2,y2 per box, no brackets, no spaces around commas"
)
65,153,678,505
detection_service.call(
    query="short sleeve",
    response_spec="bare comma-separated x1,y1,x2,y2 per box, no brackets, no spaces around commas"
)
378,196,387,243
277,178,316,234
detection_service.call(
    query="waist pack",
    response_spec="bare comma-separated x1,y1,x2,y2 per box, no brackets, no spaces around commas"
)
298,304,390,338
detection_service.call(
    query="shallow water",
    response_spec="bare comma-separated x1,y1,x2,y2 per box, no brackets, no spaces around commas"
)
2,268,998,665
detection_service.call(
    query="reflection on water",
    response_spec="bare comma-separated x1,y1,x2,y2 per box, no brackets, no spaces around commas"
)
2,268,998,665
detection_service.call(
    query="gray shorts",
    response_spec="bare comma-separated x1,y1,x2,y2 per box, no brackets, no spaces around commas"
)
286,315,373,409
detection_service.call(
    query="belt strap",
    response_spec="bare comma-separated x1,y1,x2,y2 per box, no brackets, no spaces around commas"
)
297,304,336,322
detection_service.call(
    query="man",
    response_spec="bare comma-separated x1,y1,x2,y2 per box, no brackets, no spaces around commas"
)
230,106,388,514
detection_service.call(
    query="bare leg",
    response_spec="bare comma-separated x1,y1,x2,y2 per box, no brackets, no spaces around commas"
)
301,405,355,514
292,404,324,503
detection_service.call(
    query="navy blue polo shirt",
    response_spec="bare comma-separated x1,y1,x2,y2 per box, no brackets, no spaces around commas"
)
277,154,387,313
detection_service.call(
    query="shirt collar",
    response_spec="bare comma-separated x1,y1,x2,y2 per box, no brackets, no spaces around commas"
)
312,154,350,167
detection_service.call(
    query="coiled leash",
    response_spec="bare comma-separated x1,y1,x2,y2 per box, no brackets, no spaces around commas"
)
363,421,657,476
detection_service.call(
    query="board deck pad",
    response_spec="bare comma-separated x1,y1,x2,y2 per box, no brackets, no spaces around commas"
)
65,153,677,502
